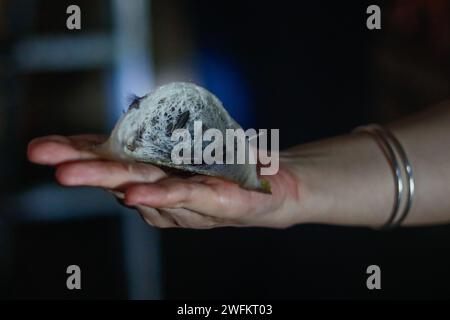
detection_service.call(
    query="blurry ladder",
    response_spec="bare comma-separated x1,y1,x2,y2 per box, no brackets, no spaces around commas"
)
11,0,160,300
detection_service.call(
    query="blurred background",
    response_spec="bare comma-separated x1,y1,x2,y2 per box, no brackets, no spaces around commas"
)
0,0,450,299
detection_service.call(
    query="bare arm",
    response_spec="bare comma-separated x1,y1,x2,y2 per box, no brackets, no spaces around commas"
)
286,100,450,227
27,101,450,229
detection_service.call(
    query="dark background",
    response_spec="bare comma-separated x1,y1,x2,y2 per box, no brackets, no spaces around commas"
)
1,0,449,299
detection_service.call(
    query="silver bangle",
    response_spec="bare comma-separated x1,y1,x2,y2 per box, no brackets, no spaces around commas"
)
353,124,415,230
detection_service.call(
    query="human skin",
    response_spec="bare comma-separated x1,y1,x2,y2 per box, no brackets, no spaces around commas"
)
27,101,450,229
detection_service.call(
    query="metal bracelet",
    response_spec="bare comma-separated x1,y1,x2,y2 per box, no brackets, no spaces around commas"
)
354,124,414,230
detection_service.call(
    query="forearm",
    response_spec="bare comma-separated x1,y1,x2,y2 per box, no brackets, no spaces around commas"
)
388,101,450,226
283,133,395,228
284,100,450,228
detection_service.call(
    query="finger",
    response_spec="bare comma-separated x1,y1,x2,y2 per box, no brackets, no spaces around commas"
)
106,189,125,199
55,160,167,189
109,187,223,229
107,189,183,228
105,189,136,210
124,177,236,216
107,189,178,228
136,205,179,228
160,207,232,229
28,135,107,165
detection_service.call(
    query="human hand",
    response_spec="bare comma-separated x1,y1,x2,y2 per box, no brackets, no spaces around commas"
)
27,135,302,229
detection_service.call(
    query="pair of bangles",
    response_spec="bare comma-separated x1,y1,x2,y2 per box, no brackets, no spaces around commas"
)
354,124,415,230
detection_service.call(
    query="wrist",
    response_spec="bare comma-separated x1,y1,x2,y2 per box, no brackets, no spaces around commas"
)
284,133,396,228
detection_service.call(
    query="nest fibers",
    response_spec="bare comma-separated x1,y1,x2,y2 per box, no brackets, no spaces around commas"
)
92,82,270,193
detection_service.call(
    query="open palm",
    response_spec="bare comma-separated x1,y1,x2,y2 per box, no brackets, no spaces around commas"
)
27,135,301,229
